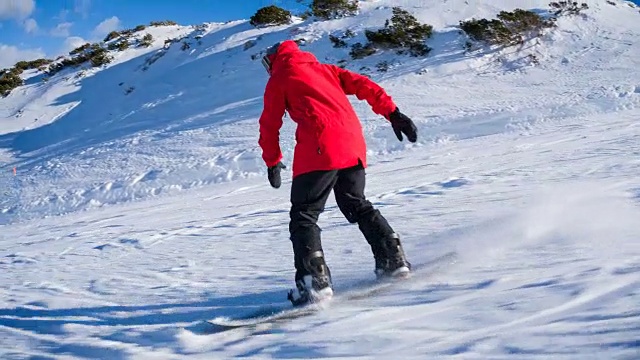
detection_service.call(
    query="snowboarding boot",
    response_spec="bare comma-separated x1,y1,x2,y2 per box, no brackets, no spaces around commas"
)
372,233,411,279
287,251,334,307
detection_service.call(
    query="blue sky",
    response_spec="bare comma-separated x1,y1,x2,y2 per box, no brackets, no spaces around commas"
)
1,0,640,68
0,0,306,68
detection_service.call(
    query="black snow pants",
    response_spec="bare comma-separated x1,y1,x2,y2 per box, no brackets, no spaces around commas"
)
289,162,395,280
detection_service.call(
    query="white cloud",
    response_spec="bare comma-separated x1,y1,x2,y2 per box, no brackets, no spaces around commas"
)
74,0,91,18
55,9,69,21
0,44,45,68
0,0,35,20
59,36,87,56
50,22,73,37
92,16,120,38
23,18,38,34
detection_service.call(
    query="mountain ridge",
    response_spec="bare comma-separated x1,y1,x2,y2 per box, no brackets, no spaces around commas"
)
0,0,638,220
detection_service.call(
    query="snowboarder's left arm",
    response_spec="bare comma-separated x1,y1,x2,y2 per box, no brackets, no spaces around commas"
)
329,65,397,119
258,78,286,168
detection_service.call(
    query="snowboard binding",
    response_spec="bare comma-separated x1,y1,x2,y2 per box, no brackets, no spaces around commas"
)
373,233,411,279
288,251,334,307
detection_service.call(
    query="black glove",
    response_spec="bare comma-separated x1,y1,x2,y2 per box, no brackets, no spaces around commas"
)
267,161,286,189
388,108,418,143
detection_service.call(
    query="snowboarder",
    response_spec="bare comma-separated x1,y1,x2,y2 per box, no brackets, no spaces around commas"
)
258,40,418,306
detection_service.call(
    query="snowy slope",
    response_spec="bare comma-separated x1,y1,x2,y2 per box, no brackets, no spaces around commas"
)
1,0,639,358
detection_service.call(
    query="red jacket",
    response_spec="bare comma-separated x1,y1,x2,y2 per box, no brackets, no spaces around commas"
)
258,40,397,178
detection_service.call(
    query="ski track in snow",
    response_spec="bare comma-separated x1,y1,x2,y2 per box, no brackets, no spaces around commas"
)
1,0,640,358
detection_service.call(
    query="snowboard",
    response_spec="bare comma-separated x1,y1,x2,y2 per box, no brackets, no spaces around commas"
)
206,251,457,332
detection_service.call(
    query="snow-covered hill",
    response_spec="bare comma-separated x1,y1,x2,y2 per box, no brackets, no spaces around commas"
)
0,0,639,358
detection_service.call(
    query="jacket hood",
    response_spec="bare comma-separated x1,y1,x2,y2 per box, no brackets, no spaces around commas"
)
269,40,319,73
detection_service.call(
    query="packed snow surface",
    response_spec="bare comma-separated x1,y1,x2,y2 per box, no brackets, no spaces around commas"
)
0,0,639,358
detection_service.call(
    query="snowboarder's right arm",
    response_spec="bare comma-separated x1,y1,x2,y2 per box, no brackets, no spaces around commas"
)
329,65,418,143
329,65,397,119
